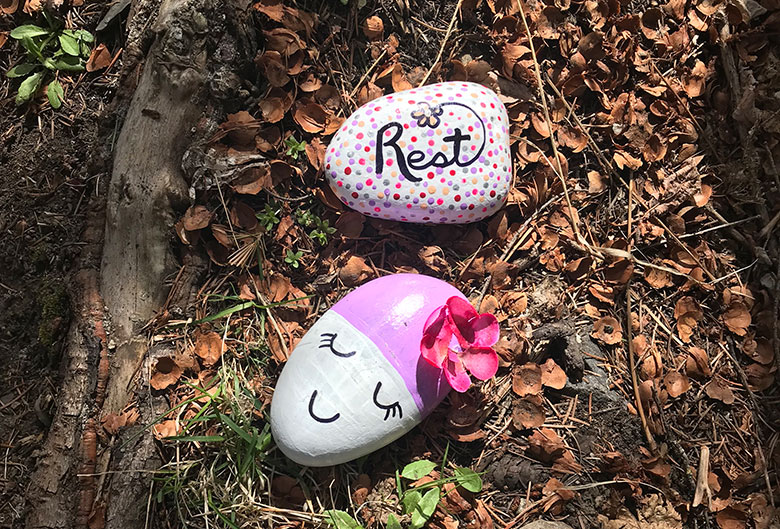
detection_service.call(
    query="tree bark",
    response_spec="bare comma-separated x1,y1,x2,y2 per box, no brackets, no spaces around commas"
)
24,0,244,526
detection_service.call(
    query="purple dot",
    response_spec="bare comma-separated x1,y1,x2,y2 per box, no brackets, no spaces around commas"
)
460,204,468,210
413,198,419,204
427,130,435,137
369,200,376,206
427,198,435,205
369,140,376,147
447,128,453,134
352,120,358,126
479,156,486,163
462,155,469,161
349,159,355,164
331,171,337,178
436,168,443,174
471,168,477,174
383,202,391,207
367,167,374,173
426,148,433,155
480,190,485,196
407,144,414,151
356,183,363,190
410,122,417,128
355,144,362,150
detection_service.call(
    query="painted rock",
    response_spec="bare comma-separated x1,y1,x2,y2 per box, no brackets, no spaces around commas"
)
270,274,462,466
325,82,511,224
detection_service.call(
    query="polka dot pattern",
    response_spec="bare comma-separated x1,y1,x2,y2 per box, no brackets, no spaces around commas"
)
325,82,511,224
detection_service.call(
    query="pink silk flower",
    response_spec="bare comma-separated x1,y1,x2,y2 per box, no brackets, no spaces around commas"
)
420,296,500,392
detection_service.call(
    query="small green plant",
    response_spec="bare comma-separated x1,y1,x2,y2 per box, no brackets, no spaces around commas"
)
310,217,336,245
294,207,316,228
256,202,281,232
284,135,307,160
324,456,483,529
284,249,303,268
7,11,94,107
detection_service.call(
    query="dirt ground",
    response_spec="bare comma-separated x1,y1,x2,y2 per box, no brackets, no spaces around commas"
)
1,0,780,527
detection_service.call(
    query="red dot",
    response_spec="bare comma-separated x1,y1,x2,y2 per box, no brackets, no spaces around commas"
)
420,192,426,198
404,123,409,129
365,146,370,152
428,140,434,146
468,126,473,132
440,178,446,183
393,193,400,200
490,103,495,108
422,216,430,220
493,164,498,169
326,164,331,169
356,133,364,139
386,160,393,166
436,93,442,97
407,204,412,208
374,207,381,212
351,192,359,198
436,199,444,205
337,181,343,187
411,136,417,142
366,179,373,186
427,172,434,179
468,204,475,210
450,170,456,176
490,190,496,197
345,167,352,175
395,183,402,188
454,195,461,202
359,159,366,165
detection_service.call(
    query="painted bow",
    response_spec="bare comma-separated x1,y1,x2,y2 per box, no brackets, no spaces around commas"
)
420,296,499,392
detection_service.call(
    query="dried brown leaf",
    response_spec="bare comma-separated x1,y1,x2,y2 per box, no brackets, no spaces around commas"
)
362,15,384,40
293,102,327,133
391,64,413,92
150,356,183,390
86,44,112,72
182,205,213,231
339,255,373,286
195,331,224,366
512,395,545,429
540,358,567,389
512,363,542,396
705,376,735,404
723,302,751,336
152,420,180,440
664,371,691,397
592,316,622,345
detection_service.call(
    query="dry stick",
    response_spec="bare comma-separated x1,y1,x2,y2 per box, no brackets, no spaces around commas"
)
626,286,658,453
692,445,712,509
418,0,464,87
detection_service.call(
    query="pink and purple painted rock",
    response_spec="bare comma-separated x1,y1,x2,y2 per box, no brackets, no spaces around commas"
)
324,82,511,224
270,274,462,466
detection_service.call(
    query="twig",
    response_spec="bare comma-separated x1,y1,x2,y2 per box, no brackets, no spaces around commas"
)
418,0,464,87
626,284,657,453
692,445,712,509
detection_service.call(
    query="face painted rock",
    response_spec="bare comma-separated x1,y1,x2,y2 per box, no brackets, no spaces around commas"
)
324,82,511,224
270,274,463,466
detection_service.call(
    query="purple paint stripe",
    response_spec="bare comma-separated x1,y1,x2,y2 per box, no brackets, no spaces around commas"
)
331,274,460,415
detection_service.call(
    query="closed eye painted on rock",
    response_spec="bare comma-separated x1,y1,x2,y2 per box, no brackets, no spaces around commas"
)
308,390,340,423
319,332,356,358
372,381,403,421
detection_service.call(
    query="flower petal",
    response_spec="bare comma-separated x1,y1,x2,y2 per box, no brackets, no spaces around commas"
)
444,355,471,392
446,296,479,344
420,305,450,367
471,313,500,347
460,346,499,381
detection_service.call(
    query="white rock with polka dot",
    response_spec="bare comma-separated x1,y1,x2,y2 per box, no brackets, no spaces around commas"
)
324,82,511,224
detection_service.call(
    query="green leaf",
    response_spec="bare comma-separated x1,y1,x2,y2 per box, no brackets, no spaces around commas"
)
7,63,38,78
67,28,95,43
59,33,80,56
401,460,437,480
172,435,225,442
21,36,43,59
48,56,85,72
10,25,49,39
324,510,363,529
195,301,255,323
454,467,483,493
386,514,402,529
402,490,422,515
16,72,44,105
47,79,64,109
411,487,440,529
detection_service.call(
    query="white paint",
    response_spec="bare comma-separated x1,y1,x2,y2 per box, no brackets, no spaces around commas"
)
270,310,421,467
